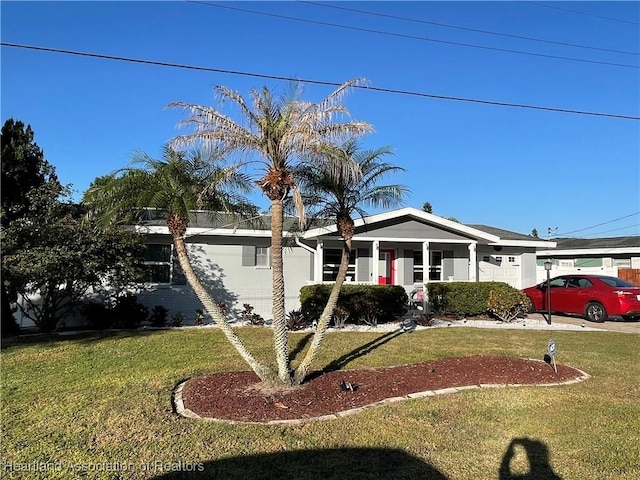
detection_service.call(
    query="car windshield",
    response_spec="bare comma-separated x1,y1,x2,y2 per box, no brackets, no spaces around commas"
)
599,277,638,288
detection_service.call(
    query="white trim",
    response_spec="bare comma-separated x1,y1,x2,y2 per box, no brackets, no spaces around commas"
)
490,240,556,248
135,225,274,237
537,247,640,256
302,207,501,242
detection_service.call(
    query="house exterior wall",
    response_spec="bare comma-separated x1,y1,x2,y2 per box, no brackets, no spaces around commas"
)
137,235,312,322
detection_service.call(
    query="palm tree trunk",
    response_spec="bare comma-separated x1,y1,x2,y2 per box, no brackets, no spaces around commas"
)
293,237,352,385
270,198,291,385
172,233,276,383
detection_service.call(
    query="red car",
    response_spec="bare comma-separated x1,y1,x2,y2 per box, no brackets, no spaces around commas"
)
522,274,640,322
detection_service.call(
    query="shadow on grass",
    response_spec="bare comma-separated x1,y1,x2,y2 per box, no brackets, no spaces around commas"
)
150,447,448,480
0,328,163,351
150,438,560,480
288,333,313,364
306,330,405,380
499,437,562,480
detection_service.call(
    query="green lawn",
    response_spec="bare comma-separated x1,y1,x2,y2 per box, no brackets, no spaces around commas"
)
1,327,639,479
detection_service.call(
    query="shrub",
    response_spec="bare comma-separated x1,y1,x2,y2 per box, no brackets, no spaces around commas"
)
82,301,113,330
194,308,205,326
300,284,408,325
149,305,169,327
170,311,185,327
241,303,264,325
111,294,148,329
487,287,530,322
427,282,527,319
332,306,350,329
286,310,308,331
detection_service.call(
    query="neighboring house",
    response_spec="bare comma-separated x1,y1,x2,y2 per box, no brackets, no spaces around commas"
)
134,207,555,322
535,236,640,285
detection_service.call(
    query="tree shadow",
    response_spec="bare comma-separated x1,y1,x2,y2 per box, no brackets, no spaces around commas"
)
136,244,240,324
289,333,313,364
0,328,163,350
150,447,449,480
499,438,562,480
306,330,405,381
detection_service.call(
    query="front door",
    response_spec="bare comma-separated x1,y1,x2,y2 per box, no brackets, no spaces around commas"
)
378,249,395,284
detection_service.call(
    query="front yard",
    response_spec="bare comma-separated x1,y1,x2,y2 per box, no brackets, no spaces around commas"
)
1,327,638,479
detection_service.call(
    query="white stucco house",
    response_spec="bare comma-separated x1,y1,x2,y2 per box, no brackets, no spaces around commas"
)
134,207,555,321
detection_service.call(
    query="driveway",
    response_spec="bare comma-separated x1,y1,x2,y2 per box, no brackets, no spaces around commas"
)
527,313,640,334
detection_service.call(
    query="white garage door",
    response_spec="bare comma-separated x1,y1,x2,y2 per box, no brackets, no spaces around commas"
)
479,254,521,288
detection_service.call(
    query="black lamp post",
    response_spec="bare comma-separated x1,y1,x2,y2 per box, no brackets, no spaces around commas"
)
544,260,552,325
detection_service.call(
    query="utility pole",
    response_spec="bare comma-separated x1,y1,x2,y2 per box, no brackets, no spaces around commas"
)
547,227,558,240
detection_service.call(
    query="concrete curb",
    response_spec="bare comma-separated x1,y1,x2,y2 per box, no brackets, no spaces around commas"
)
172,363,591,426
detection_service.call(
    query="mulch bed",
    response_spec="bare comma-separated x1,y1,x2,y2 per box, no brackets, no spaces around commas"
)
180,356,585,423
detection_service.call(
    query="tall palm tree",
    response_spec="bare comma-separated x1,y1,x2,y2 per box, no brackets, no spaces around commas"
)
293,139,408,384
83,145,275,382
169,79,372,385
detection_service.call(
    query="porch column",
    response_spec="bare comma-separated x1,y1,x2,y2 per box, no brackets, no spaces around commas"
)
372,240,380,284
468,242,477,282
422,241,430,285
316,241,324,282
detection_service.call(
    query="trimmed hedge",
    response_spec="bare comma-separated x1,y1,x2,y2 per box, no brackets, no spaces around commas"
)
427,281,528,320
300,284,408,324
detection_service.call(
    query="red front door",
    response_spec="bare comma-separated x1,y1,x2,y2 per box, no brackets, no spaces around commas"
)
378,249,395,284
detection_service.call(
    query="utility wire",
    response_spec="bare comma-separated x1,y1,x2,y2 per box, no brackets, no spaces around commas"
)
185,1,639,70
576,224,640,238
3,42,639,121
555,212,640,236
297,0,639,56
526,1,640,26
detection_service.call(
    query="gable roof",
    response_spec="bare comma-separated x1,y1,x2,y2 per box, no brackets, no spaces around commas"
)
303,207,555,247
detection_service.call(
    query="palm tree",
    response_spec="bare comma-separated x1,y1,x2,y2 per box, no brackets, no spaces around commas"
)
292,139,408,383
83,145,275,382
169,80,372,386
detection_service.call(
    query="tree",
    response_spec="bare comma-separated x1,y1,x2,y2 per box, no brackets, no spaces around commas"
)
292,140,408,383
531,228,539,238
169,79,372,386
1,119,61,334
422,201,433,214
83,145,276,380
2,198,146,332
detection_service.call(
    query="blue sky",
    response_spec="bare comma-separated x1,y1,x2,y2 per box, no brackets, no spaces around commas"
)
2,1,639,238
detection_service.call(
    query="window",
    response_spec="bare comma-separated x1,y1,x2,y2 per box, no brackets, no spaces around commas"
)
508,256,516,263
413,250,423,283
323,248,356,281
483,256,491,262
143,244,171,283
241,245,271,267
256,247,270,267
429,251,442,281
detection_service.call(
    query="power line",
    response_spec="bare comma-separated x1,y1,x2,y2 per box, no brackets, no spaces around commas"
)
577,224,640,238
2,42,639,121
297,0,639,56
525,1,640,27
555,212,640,236
185,1,639,70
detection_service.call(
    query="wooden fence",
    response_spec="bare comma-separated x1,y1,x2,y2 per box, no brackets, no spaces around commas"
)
618,268,640,285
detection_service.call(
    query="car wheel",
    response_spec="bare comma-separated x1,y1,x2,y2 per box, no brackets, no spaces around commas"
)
585,302,607,323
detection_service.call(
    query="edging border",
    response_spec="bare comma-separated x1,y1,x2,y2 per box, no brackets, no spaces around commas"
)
172,363,590,426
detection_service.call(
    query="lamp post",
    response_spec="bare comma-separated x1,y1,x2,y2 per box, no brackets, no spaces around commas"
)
544,260,552,325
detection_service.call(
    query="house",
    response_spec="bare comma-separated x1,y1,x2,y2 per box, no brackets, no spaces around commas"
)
535,236,640,284
134,207,555,322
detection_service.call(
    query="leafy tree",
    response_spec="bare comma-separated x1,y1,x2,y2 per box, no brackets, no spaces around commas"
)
293,140,407,383
82,145,275,379
531,228,539,238
2,198,146,331
169,79,372,386
1,119,61,334
422,201,433,214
